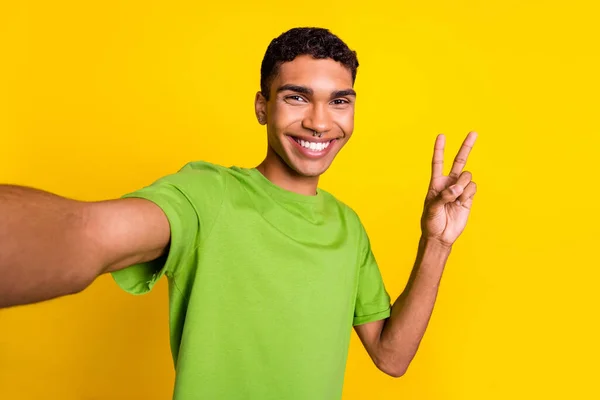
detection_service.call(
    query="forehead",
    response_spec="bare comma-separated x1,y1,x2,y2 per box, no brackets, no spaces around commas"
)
274,55,353,92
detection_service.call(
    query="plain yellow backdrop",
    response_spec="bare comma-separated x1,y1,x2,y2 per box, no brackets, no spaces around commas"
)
1,1,599,399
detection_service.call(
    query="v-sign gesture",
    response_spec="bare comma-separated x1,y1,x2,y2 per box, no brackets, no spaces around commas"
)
354,131,479,377
421,132,478,247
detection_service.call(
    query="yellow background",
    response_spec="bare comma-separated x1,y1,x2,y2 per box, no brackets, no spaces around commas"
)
1,1,599,399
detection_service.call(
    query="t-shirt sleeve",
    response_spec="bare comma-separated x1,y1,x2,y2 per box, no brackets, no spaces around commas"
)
353,221,392,326
111,163,225,295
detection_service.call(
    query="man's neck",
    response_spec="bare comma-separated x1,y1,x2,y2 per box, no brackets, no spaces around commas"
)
256,149,319,196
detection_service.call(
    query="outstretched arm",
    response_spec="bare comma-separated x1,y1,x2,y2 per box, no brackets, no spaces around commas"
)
0,185,171,308
355,132,478,377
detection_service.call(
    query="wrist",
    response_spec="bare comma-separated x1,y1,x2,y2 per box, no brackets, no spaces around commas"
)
419,236,453,256
412,236,452,281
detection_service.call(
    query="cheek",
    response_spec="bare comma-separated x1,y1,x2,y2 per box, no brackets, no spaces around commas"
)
270,103,304,131
337,110,355,135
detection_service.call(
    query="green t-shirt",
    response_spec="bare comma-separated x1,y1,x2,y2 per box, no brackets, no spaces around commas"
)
112,161,391,400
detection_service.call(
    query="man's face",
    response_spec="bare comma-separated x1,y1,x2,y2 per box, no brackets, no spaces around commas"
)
256,55,356,177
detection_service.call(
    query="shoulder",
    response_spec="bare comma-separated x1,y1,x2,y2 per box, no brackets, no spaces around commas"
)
129,161,231,210
319,188,363,230
176,161,253,186
320,190,372,258
175,160,228,181
149,160,230,191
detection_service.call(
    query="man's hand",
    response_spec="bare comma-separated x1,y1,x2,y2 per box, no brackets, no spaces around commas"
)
421,131,478,247
356,132,478,377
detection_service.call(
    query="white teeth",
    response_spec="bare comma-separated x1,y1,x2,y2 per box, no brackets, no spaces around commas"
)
296,138,331,151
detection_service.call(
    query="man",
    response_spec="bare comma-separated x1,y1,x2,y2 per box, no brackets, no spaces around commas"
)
0,27,477,399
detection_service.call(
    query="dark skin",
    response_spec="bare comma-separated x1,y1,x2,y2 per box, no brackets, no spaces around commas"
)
254,55,356,195
0,52,476,380
254,54,478,377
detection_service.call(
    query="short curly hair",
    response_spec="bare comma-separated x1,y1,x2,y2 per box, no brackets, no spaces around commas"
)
260,27,359,100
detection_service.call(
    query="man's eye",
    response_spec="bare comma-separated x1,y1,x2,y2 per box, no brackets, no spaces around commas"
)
286,95,306,102
331,99,349,105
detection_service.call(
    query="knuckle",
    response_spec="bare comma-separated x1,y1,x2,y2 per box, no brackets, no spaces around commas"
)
447,186,460,196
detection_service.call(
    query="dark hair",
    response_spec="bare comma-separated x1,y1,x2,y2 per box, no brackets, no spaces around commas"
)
260,27,359,100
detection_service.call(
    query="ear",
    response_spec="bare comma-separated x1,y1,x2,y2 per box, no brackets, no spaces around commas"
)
255,91,268,125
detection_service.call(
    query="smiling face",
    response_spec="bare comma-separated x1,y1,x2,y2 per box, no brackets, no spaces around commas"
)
255,55,356,178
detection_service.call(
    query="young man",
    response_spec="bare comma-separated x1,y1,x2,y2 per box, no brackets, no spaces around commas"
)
0,27,477,399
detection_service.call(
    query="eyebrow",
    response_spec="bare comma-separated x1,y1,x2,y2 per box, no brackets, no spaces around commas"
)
276,84,357,99
277,84,313,95
332,89,357,98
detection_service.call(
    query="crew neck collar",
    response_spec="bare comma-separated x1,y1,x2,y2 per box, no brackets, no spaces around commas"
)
247,168,322,204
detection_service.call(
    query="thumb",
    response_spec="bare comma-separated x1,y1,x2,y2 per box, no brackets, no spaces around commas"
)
430,184,464,209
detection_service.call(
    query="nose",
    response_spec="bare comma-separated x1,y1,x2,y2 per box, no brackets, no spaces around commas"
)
302,103,332,135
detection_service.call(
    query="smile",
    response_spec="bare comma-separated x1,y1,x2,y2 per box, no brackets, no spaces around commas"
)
287,136,337,158
292,137,331,151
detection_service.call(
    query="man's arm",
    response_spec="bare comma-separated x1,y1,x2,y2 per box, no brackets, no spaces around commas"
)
354,236,451,377
355,132,478,377
0,184,171,308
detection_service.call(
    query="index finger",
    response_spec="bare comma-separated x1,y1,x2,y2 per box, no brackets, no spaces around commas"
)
431,133,446,180
449,131,478,178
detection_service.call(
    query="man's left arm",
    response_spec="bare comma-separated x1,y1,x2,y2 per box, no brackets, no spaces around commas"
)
355,132,478,377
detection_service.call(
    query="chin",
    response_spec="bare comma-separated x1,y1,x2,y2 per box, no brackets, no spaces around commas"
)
288,160,331,178
272,141,338,178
